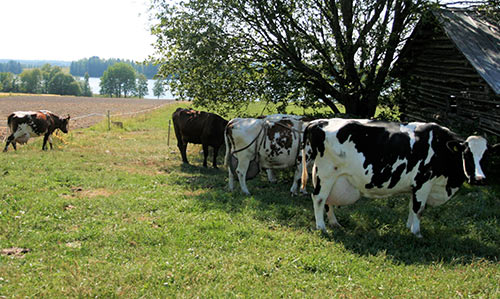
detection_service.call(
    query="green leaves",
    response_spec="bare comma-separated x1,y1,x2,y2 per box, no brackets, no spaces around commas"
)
149,0,424,117
99,63,137,98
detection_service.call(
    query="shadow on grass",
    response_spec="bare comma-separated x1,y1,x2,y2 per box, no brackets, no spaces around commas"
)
169,162,500,265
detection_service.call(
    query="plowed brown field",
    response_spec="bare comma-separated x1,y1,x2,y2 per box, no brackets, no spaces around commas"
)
0,95,175,139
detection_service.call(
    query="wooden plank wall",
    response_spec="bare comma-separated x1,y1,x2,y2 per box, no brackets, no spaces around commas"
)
400,28,500,137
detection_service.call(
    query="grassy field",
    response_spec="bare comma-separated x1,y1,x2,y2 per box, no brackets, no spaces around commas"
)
0,102,499,297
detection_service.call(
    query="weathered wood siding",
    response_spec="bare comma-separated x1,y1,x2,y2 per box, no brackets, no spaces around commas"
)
400,19,500,136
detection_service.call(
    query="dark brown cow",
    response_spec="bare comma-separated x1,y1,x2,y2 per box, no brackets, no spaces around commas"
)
3,110,70,152
172,108,228,168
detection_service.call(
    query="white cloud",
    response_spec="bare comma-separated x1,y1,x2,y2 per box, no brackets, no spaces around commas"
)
0,0,155,61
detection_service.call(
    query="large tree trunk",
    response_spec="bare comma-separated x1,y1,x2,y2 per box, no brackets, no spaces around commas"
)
342,93,378,118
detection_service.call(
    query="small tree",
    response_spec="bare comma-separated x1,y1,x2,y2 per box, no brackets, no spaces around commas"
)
40,64,62,94
0,72,18,92
19,69,42,94
153,78,165,99
136,74,149,98
81,72,93,97
99,63,137,97
48,72,81,96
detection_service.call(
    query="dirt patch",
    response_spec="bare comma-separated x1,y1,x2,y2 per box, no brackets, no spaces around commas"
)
1,247,31,258
64,186,116,199
0,95,176,139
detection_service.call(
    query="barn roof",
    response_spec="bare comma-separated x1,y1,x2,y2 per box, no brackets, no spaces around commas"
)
395,9,500,95
434,9,500,94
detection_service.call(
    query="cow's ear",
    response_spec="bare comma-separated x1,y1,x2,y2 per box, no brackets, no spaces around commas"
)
488,143,500,155
446,140,465,153
66,114,71,120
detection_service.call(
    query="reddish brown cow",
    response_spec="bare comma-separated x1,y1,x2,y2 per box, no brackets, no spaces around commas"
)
3,110,70,152
172,108,228,168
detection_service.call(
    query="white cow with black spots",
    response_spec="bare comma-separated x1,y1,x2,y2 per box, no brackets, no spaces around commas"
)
302,119,499,237
224,114,313,195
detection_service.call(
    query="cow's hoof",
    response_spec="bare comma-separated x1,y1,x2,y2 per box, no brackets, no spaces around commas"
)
315,225,327,232
328,222,343,228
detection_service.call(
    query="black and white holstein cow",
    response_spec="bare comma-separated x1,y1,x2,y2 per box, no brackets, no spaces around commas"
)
4,110,70,152
302,119,499,237
225,114,312,195
172,108,228,168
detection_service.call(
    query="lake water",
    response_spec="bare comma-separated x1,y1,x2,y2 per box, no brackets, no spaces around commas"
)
84,77,175,99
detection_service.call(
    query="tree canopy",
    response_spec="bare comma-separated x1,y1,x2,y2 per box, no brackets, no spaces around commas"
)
70,56,159,79
153,79,166,99
12,64,87,96
149,0,434,117
99,63,137,98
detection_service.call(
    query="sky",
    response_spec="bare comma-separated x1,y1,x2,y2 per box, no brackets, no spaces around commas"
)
0,0,156,62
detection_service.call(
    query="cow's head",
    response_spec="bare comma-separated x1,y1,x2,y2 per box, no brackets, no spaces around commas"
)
60,115,70,133
447,136,500,185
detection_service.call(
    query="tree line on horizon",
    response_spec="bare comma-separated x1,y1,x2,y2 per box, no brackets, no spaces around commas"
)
0,64,92,97
70,56,158,79
0,61,23,74
0,57,159,79
0,62,168,99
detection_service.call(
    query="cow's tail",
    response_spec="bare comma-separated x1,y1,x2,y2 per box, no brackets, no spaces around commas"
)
6,114,14,133
301,121,324,190
301,147,308,191
301,124,311,191
224,124,232,168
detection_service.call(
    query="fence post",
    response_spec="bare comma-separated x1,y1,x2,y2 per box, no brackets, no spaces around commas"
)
167,120,171,146
107,110,111,131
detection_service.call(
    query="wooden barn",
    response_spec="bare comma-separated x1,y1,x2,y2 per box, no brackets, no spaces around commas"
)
394,8,500,136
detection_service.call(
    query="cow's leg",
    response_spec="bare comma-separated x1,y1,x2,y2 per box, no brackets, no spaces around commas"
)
235,158,251,195
228,162,236,191
266,169,277,183
212,145,220,169
48,135,53,150
290,163,307,195
310,167,336,231
407,184,431,238
178,141,189,164
42,133,50,150
202,144,209,167
326,204,342,228
3,135,15,152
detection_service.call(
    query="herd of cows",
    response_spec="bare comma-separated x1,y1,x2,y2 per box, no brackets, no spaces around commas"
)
3,108,500,238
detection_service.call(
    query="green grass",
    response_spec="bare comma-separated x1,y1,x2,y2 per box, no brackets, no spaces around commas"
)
0,102,499,297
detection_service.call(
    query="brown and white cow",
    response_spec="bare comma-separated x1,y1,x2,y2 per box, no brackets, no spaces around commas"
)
302,119,500,237
172,108,228,168
3,110,70,152
224,114,313,195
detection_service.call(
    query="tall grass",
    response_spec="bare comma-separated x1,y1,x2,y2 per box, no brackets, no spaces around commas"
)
0,102,498,297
